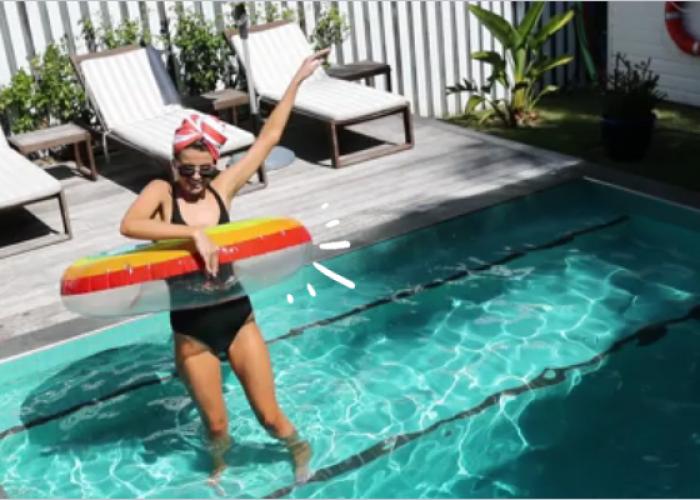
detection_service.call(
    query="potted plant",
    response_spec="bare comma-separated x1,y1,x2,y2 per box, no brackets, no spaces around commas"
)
601,53,665,162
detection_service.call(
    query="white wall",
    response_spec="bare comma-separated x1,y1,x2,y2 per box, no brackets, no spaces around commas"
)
608,1,700,107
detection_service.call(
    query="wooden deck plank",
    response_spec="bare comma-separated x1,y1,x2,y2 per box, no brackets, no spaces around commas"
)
0,117,581,350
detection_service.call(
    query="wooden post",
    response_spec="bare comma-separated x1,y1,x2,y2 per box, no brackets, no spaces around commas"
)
58,192,73,239
328,121,340,168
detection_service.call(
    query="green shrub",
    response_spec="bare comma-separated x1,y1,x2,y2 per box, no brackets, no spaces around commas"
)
80,18,98,52
0,42,91,133
309,6,350,51
0,68,41,133
262,2,296,24
80,17,151,51
250,2,296,25
447,2,574,127
103,19,151,49
32,43,92,126
171,9,233,95
237,2,296,26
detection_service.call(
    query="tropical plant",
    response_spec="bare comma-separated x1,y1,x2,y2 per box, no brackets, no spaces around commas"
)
447,2,574,127
171,9,233,95
603,53,665,120
309,5,350,52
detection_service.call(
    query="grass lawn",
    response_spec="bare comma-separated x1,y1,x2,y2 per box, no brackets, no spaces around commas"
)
447,89,700,192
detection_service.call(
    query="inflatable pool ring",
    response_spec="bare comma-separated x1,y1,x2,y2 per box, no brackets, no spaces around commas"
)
61,217,312,317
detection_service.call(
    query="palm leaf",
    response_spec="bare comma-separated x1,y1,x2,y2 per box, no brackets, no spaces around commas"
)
515,2,544,47
532,54,574,75
477,108,496,125
532,10,575,48
468,4,518,48
466,94,486,114
447,78,477,94
472,50,506,70
531,84,559,109
487,99,509,126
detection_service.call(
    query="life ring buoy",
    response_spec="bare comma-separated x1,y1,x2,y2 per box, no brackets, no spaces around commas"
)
665,2,700,56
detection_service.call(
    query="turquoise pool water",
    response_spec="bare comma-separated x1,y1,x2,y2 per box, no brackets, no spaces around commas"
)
1,178,699,498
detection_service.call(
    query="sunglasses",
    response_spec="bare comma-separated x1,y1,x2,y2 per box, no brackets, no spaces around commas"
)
176,164,218,178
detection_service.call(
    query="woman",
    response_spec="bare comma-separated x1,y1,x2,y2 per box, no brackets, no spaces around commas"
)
120,49,329,484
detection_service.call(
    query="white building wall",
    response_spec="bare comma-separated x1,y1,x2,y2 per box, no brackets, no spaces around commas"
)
608,1,700,107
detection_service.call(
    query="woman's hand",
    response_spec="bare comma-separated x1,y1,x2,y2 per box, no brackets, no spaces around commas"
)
192,229,219,278
292,48,331,85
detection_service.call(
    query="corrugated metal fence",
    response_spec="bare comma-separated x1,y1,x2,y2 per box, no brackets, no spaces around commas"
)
0,1,582,118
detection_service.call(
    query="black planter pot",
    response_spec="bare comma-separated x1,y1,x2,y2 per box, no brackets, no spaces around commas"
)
601,113,656,162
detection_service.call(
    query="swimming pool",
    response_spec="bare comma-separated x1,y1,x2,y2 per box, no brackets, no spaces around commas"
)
1,178,699,498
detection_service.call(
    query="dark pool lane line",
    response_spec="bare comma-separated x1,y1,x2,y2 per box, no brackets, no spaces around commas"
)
0,375,170,440
264,303,700,499
270,215,630,345
0,215,629,442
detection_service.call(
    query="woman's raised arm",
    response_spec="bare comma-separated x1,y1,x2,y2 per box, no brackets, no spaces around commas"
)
214,48,331,201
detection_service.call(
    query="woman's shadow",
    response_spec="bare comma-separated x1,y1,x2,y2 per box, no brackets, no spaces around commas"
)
20,342,288,473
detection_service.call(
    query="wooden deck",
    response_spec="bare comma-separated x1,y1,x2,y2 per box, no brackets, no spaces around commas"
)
0,115,582,357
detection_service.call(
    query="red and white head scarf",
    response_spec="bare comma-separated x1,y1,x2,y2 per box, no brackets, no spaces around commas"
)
172,113,228,161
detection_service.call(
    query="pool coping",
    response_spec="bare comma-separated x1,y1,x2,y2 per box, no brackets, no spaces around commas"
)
2,121,699,362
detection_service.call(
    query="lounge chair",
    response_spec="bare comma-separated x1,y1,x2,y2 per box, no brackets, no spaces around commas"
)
225,21,414,168
71,45,265,187
0,126,71,256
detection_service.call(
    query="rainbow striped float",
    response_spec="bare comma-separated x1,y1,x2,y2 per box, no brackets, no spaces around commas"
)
61,217,312,317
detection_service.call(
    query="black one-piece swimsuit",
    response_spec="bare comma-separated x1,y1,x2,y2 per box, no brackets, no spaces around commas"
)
169,185,253,355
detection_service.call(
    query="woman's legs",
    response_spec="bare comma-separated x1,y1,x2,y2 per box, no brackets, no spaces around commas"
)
227,316,312,483
174,333,231,478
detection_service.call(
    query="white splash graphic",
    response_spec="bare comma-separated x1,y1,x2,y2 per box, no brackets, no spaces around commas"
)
281,206,357,302
312,261,356,289
319,240,351,250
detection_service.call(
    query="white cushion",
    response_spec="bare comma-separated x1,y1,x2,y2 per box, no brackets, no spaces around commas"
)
80,48,167,129
263,78,407,121
231,22,407,121
111,106,255,161
0,126,8,148
0,148,62,209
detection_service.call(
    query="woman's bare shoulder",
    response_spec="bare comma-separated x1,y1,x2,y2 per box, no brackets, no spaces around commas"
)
141,179,172,198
